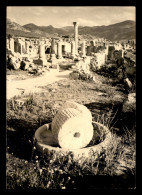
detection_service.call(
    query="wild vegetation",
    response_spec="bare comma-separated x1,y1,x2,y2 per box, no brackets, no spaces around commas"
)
6,72,136,189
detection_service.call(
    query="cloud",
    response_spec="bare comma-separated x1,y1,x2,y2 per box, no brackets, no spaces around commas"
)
27,7,45,17
6,6,136,27
76,18,96,26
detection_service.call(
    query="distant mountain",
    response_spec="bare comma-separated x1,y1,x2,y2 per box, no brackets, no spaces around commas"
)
23,23,70,36
7,18,30,32
6,19,51,38
7,18,136,41
23,20,135,41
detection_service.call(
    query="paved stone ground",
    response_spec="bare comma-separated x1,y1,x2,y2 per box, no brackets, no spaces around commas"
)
6,69,72,100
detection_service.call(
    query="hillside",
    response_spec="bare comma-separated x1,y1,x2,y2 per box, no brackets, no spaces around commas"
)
7,18,30,32
23,20,135,41
7,18,135,41
23,23,70,36
6,19,51,38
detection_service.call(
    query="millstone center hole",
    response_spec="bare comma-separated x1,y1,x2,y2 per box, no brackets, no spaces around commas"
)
74,132,80,138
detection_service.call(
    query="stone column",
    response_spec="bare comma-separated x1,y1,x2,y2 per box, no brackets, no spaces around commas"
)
9,38,14,53
105,54,107,63
81,41,86,57
39,44,45,59
37,44,47,65
7,38,10,50
73,22,79,55
71,41,75,58
50,38,56,60
57,41,63,59
55,45,58,55
25,41,30,54
17,39,23,54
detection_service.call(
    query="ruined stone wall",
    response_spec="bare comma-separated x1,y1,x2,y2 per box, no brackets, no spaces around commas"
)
95,51,106,68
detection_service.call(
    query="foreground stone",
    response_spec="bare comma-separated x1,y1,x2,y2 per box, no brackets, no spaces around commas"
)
34,121,112,162
122,93,136,112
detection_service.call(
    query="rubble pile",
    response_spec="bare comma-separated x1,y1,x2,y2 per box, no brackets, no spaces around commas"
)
6,49,49,76
7,50,22,70
70,57,94,81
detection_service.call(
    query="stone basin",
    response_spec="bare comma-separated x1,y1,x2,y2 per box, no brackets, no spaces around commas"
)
34,121,112,161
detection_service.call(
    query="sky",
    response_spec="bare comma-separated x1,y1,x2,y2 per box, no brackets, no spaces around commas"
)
7,6,136,28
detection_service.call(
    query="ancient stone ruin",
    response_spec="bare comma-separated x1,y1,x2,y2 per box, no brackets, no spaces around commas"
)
34,101,112,161
7,21,136,81
6,21,136,95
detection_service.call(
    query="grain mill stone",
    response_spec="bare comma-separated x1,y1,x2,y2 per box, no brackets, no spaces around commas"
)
34,101,112,161
51,101,93,149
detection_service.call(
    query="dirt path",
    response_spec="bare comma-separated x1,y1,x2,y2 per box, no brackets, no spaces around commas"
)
6,69,72,100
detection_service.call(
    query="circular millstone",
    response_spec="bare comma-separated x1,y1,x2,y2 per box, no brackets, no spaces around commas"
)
59,101,92,122
51,107,93,149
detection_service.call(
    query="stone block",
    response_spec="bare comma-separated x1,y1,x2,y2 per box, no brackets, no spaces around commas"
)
33,58,47,65
69,72,79,80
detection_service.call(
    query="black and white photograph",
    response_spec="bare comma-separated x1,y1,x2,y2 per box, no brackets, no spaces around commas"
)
6,5,136,189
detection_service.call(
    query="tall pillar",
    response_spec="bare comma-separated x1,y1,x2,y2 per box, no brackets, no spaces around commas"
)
39,44,45,59
7,39,10,50
73,22,79,55
81,41,86,57
50,38,56,60
55,45,58,55
17,39,23,54
25,41,30,54
71,41,75,58
9,38,14,53
37,44,47,65
57,41,63,59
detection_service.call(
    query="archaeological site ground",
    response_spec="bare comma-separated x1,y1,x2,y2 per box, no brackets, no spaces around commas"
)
6,12,136,189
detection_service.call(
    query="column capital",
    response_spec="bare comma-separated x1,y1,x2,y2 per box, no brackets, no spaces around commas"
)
73,22,79,26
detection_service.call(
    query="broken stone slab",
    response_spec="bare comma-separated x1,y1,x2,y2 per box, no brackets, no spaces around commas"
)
9,56,17,64
13,62,21,70
128,93,136,104
20,60,31,70
69,72,80,80
122,92,136,112
22,56,33,62
28,69,38,74
124,78,133,88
